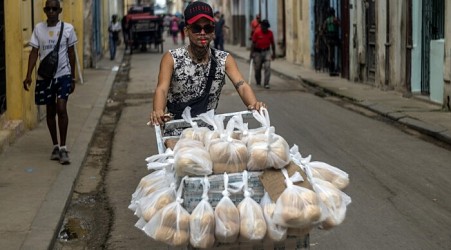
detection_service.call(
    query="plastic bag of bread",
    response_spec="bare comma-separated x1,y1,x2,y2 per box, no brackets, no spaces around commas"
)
173,138,203,153
135,182,177,222
197,109,225,149
190,176,216,248
129,164,175,213
308,161,349,190
173,138,213,177
272,168,321,228
247,132,291,171
179,107,210,143
245,107,275,145
260,192,287,242
214,173,240,243
143,176,191,247
209,116,248,174
290,145,349,190
310,177,351,230
237,170,267,241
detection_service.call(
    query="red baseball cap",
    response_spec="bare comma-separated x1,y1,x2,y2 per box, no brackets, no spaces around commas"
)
184,1,215,24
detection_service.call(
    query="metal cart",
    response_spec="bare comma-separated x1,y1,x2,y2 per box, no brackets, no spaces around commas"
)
152,110,310,249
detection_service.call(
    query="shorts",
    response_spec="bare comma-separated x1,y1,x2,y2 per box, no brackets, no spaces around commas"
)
35,75,72,105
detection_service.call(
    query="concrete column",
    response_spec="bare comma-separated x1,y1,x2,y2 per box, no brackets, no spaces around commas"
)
444,1,451,110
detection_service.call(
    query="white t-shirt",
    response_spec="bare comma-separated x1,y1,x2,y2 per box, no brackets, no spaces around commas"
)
30,21,78,79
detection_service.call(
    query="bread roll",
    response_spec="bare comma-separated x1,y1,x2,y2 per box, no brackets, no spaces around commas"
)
209,138,248,174
190,234,215,249
142,195,171,221
247,133,290,170
240,218,267,240
180,127,210,142
171,230,190,247
174,146,212,176
310,162,349,190
214,202,240,243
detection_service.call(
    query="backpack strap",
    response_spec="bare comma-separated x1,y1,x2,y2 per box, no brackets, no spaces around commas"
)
54,22,64,52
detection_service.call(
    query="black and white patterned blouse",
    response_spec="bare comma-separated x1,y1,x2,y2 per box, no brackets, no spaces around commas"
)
167,46,228,117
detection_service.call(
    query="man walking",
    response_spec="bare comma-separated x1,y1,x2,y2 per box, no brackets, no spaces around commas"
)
214,11,228,51
108,14,122,60
250,19,276,89
23,0,78,165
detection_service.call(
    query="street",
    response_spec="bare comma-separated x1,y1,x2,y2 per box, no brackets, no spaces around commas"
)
55,40,451,250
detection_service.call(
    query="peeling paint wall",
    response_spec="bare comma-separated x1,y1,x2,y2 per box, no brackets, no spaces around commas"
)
285,0,310,66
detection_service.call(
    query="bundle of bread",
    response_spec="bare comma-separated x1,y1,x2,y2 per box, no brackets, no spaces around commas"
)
143,176,191,247
260,192,287,242
290,144,352,230
135,183,177,222
272,168,321,228
237,171,267,241
247,108,291,170
214,173,241,243
310,177,351,230
189,176,216,248
289,145,349,190
129,152,176,213
199,110,243,149
179,107,210,143
308,161,349,190
208,116,248,174
173,138,212,177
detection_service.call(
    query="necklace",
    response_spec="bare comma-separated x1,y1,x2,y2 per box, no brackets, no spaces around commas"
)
188,45,209,64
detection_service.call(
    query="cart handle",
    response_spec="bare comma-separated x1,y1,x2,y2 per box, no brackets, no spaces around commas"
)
154,125,166,154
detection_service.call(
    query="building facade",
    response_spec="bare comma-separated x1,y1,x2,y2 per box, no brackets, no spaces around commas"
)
219,0,450,110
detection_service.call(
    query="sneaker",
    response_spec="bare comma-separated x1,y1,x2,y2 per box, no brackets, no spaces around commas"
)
264,84,270,89
50,147,60,161
59,149,71,165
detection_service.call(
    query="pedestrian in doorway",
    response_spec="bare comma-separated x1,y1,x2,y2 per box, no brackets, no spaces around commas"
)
214,11,229,51
250,19,276,89
121,14,130,51
322,7,340,76
23,0,78,165
149,1,266,127
108,14,121,60
250,14,261,40
170,16,180,45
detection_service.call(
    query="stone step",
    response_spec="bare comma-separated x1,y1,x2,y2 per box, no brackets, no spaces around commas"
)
0,120,25,154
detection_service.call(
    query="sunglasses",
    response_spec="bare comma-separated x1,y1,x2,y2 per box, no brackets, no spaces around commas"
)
189,24,215,34
44,7,60,12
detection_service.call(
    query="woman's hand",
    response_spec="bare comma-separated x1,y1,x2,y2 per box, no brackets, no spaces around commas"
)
149,110,173,126
247,101,267,111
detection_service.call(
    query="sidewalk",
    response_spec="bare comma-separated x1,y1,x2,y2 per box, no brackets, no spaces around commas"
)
0,50,123,250
226,44,451,146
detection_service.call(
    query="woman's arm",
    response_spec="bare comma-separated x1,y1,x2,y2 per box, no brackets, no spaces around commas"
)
150,51,174,125
225,54,266,110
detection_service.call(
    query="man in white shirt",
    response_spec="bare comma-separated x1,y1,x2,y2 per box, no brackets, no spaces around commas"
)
108,14,122,60
23,0,78,165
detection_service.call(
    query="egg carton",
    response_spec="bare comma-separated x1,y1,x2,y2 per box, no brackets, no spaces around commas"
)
181,171,265,213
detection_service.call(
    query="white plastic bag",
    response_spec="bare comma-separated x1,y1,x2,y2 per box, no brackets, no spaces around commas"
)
180,107,210,143
209,116,248,174
310,177,351,230
143,176,191,247
189,176,216,248
272,168,321,228
135,183,177,222
260,192,287,242
237,170,267,241
214,173,240,243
